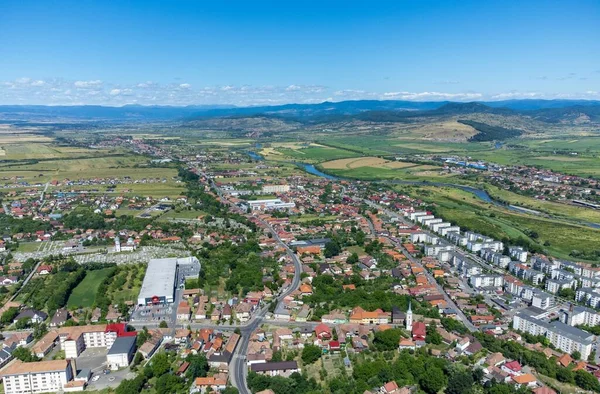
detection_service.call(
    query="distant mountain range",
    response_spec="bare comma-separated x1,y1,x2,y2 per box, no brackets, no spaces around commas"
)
1,99,600,125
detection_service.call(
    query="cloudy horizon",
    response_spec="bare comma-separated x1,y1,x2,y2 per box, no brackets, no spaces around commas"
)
1,77,599,107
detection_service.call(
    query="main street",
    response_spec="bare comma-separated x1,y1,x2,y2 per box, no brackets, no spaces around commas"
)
229,215,303,394
202,175,304,394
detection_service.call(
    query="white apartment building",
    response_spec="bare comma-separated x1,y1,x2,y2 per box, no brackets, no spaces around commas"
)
261,184,290,194
509,247,528,263
409,211,428,221
424,245,453,257
531,290,554,310
415,215,434,224
440,226,460,236
58,325,118,359
422,218,443,227
576,287,600,309
545,278,575,294
431,222,451,233
513,312,594,360
562,306,600,327
1,359,75,394
469,274,504,288
410,233,428,243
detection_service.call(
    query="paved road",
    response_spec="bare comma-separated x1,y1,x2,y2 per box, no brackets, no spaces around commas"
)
199,172,303,393
230,216,303,394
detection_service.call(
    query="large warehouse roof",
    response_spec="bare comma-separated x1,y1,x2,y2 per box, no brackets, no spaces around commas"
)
138,258,178,302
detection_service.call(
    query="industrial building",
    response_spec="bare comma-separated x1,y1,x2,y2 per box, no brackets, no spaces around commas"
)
137,257,201,306
106,336,136,370
243,198,295,211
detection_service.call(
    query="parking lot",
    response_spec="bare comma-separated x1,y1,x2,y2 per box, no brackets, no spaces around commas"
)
76,347,109,372
87,368,136,391
130,303,174,324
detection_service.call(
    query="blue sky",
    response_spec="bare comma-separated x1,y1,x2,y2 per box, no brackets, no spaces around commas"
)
0,0,599,106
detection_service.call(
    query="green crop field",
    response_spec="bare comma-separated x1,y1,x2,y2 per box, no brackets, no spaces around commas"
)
67,268,114,308
319,163,455,182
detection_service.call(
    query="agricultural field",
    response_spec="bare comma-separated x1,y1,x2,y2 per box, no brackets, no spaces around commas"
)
320,162,453,182
261,142,360,163
321,157,417,170
67,268,114,308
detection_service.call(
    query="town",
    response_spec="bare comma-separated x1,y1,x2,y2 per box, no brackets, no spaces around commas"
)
0,131,599,394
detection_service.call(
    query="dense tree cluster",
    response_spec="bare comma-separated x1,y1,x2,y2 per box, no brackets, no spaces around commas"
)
0,214,50,235
247,371,320,394
304,274,436,320
195,240,279,295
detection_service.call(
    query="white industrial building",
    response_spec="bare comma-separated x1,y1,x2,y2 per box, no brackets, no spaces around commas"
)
244,198,295,211
137,258,178,305
137,257,201,306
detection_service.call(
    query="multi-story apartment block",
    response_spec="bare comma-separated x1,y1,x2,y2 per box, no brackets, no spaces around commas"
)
469,274,504,289
513,312,594,360
1,359,75,394
562,306,600,327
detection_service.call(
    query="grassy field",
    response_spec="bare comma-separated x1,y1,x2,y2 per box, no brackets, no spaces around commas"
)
484,185,600,224
291,214,339,223
312,134,600,178
320,163,454,182
159,209,206,220
260,142,360,163
322,157,418,170
67,268,114,308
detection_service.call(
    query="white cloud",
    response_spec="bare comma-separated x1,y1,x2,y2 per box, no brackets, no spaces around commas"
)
1,76,599,106
74,80,103,88
382,91,483,101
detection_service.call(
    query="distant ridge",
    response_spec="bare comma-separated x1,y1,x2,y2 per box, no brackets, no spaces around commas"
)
1,99,600,124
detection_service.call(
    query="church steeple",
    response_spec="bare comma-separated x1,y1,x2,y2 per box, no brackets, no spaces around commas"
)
406,300,413,330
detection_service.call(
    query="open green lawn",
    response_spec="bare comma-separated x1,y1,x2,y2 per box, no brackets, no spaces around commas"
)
16,242,42,253
67,268,114,308
159,209,206,220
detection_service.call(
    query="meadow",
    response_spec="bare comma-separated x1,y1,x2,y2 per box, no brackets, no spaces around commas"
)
67,268,114,308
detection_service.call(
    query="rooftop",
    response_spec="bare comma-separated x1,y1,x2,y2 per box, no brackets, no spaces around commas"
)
138,258,178,302
0,359,69,376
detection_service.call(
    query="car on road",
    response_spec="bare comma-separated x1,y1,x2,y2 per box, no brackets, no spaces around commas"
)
92,375,100,382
